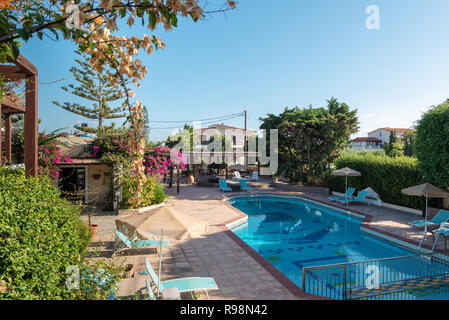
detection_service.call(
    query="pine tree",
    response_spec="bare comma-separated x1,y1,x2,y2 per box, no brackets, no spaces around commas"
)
53,51,126,134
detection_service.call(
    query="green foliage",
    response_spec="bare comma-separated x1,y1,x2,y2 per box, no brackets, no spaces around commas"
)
327,154,422,209
52,51,127,134
383,130,405,157
88,128,131,166
120,175,167,209
165,124,194,151
260,97,359,185
0,168,123,300
415,102,449,187
0,168,89,299
403,129,416,157
207,133,232,152
78,259,124,300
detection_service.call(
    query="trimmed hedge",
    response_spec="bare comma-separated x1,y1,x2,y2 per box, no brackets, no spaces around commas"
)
326,154,422,209
0,168,91,299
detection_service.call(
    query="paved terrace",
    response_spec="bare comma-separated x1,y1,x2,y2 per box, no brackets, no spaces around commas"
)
83,180,449,300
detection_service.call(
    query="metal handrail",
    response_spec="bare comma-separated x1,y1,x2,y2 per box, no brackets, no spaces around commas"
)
302,252,449,300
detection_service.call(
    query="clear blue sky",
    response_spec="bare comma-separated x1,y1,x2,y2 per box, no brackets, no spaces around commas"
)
19,0,449,141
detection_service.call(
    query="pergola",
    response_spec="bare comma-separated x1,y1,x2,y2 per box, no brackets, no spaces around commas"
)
0,54,38,177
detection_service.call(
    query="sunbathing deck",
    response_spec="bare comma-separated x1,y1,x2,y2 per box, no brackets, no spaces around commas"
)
85,180,449,300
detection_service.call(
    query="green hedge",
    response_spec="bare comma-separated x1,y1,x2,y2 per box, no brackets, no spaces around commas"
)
326,154,422,209
0,168,91,299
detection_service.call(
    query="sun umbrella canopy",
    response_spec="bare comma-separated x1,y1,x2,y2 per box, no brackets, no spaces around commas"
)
331,167,362,177
115,206,209,241
228,164,249,171
401,183,449,198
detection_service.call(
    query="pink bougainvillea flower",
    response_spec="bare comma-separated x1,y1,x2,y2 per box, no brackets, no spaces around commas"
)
93,145,100,151
44,156,49,162
52,171,60,178
44,147,50,154
63,157,73,163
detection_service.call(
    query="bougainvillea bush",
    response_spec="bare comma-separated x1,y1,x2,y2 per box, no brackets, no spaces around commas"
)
89,129,187,209
4,119,71,178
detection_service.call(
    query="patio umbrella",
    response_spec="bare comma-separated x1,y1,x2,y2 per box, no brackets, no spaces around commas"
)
401,183,449,221
228,164,249,171
115,206,209,298
331,167,362,192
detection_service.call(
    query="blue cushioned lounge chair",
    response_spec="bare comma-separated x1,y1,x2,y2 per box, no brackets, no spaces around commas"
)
145,279,157,300
145,257,218,299
337,190,368,205
409,210,449,249
238,179,252,192
114,229,170,256
409,210,449,229
328,187,355,202
219,178,232,192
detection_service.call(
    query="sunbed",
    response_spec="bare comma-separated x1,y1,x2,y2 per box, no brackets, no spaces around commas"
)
337,190,368,205
328,187,355,202
219,178,232,192
409,209,449,249
238,179,252,192
114,229,170,255
145,257,218,299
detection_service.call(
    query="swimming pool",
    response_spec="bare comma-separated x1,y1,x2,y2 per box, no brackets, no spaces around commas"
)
228,195,449,300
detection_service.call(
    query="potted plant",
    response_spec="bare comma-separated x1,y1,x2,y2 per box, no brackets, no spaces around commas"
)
82,200,99,239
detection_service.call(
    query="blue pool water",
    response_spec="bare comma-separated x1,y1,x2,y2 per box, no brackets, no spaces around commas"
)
229,196,449,300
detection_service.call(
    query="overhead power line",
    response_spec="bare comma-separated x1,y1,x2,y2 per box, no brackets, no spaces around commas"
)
149,113,245,130
149,112,244,123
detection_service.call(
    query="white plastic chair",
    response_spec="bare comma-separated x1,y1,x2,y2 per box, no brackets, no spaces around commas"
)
232,171,242,182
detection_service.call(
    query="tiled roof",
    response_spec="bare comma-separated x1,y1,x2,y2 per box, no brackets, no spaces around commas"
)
57,136,96,159
368,127,414,134
352,137,383,143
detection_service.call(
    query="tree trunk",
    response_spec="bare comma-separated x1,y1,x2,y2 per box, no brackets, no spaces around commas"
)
98,75,103,129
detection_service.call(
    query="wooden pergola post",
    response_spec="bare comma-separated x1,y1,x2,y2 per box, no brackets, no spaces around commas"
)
0,55,38,177
4,114,11,163
24,74,38,177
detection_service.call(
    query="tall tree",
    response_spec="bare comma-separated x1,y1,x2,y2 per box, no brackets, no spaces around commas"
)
260,98,358,184
53,51,126,134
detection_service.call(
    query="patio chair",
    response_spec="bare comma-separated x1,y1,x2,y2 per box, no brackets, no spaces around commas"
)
409,209,449,249
145,279,157,300
328,187,355,202
409,210,449,228
337,190,368,206
251,171,259,182
232,171,242,182
238,179,252,192
219,178,232,192
145,257,218,299
113,229,170,256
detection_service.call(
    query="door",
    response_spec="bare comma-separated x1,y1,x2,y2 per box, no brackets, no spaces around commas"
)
59,167,86,203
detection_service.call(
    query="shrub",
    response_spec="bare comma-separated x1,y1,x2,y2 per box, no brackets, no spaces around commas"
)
0,168,124,300
120,175,166,209
326,154,422,209
0,168,90,299
415,102,449,187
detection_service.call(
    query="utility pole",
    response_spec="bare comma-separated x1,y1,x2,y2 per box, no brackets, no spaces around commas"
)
244,110,247,167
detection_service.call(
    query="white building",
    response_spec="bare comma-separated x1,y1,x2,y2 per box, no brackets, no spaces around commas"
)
351,127,413,150
367,127,411,144
351,137,384,150
192,123,257,165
